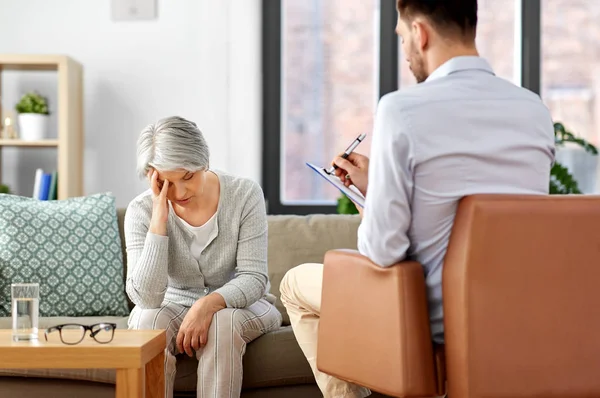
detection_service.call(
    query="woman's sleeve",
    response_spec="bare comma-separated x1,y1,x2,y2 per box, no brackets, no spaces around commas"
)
124,199,169,309
214,182,269,308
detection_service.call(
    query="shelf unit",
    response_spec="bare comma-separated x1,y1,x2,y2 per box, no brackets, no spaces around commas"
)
0,139,59,147
0,54,83,199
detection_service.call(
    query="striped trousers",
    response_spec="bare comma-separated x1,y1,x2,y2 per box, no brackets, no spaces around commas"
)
128,298,282,398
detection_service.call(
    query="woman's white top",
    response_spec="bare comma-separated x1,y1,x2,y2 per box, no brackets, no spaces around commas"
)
178,212,218,260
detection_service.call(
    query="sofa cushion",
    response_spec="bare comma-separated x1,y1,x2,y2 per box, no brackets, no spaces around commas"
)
0,325,315,391
0,193,129,317
242,325,315,388
173,326,315,391
265,214,361,325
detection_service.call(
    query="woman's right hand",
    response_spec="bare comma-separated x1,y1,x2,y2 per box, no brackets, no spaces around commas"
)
148,169,169,236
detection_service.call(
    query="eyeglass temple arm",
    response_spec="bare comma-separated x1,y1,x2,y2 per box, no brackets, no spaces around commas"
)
44,326,60,341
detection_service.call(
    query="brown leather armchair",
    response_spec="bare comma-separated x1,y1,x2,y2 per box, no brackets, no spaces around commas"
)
317,194,600,398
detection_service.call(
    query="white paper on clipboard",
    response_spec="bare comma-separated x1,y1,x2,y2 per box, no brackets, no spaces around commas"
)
306,162,366,208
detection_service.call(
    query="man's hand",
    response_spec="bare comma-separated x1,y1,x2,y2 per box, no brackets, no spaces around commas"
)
176,294,226,357
351,199,364,218
148,169,169,236
332,153,370,197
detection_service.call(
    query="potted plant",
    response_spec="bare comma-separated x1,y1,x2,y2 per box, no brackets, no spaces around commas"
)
337,122,598,214
551,122,598,194
0,184,10,194
337,194,359,214
15,91,50,141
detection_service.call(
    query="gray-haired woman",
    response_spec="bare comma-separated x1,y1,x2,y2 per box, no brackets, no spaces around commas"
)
124,116,282,398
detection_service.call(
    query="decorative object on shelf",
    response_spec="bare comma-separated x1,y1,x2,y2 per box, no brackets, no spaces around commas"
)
1,111,18,139
32,168,58,200
15,91,50,141
551,122,598,194
0,184,10,194
0,54,84,200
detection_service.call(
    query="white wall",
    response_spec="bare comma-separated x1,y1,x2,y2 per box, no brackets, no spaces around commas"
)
0,0,262,208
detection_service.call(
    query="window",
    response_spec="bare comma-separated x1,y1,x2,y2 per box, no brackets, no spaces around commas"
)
476,0,517,83
541,0,600,193
280,0,378,206
264,1,539,214
263,0,398,214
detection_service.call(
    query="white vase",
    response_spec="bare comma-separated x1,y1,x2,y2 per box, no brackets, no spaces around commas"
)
18,114,48,141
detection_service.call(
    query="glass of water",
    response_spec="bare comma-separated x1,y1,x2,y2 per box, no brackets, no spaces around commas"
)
11,283,39,342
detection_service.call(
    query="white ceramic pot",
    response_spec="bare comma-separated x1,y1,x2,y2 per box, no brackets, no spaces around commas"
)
18,113,48,141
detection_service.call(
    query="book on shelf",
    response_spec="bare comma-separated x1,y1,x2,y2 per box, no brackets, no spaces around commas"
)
48,171,58,200
32,168,58,200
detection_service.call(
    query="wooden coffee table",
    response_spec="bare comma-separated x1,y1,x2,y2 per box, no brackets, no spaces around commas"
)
0,329,166,398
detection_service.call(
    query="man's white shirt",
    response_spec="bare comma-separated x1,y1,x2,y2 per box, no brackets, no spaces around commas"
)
357,56,555,343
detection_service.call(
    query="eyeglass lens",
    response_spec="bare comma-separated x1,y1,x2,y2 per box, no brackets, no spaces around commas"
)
90,323,115,344
59,324,86,345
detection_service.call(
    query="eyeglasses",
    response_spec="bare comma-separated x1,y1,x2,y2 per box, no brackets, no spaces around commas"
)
44,323,117,345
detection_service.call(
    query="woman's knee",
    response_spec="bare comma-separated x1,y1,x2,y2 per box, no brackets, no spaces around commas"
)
207,303,280,346
210,308,246,336
129,304,186,330
130,308,165,329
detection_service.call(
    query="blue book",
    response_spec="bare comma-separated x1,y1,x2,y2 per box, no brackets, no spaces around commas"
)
38,173,52,200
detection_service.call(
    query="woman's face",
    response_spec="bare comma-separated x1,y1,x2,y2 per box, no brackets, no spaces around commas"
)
153,168,207,207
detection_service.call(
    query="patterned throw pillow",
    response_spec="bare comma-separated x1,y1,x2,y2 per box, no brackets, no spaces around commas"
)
0,193,130,317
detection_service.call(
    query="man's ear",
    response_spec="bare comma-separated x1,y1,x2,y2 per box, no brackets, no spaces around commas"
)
412,18,429,51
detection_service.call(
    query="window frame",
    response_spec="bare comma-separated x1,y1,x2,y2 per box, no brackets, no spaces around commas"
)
520,0,541,94
262,0,541,215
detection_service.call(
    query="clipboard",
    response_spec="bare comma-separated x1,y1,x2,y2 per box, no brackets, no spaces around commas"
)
306,162,366,208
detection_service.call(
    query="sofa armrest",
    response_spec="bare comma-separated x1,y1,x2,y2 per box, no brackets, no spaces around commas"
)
317,249,438,397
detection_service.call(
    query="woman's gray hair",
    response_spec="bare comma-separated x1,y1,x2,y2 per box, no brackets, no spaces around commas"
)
136,116,210,179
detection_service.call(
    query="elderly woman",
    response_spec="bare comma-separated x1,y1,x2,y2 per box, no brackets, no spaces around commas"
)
125,116,281,398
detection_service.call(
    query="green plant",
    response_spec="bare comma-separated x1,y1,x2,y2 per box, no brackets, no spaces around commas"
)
337,194,359,214
0,184,10,194
15,91,50,115
551,122,598,194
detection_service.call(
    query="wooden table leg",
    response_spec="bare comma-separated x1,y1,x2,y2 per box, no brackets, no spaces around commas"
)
116,367,144,398
145,350,165,398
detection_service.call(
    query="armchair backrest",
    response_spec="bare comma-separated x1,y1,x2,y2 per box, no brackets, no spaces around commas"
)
443,194,600,398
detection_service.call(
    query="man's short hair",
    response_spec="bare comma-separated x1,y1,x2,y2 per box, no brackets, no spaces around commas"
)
396,0,478,39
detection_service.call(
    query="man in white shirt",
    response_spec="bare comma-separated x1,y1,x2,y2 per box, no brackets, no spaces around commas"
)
280,1,556,397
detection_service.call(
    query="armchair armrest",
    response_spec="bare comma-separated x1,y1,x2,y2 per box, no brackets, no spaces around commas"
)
317,249,438,397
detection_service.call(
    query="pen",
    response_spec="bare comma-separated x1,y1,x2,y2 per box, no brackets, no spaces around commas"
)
325,133,367,175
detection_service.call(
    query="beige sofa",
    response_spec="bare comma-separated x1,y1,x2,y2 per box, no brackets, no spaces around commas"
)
0,210,389,397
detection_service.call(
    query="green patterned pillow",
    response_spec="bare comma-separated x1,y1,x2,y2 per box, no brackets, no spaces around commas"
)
0,193,129,317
